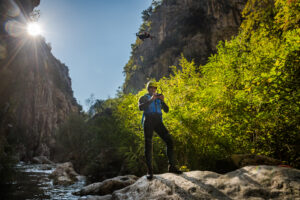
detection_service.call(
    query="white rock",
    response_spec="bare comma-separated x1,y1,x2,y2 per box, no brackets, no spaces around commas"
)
74,175,138,196
112,165,300,200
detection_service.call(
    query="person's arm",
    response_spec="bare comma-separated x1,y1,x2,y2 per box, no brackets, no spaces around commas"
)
139,95,156,111
161,101,169,113
159,95,169,113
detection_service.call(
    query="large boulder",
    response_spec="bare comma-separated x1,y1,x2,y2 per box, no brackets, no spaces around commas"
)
74,175,138,196
112,165,300,199
49,162,80,185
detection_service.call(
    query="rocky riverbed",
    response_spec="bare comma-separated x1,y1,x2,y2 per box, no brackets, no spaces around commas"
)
2,163,300,200
2,162,85,200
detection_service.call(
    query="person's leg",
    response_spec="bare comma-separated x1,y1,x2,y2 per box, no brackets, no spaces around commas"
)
154,121,175,166
144,118,154,179
155,121,182,174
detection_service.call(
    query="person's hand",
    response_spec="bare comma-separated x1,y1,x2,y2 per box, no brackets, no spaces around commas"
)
150,94,159,101
159,94,165,101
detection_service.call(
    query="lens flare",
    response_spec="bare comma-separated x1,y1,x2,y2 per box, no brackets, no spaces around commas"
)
5,20,23,37
27,22,42,36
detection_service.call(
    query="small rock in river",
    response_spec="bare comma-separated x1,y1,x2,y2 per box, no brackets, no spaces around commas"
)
49,162,80,186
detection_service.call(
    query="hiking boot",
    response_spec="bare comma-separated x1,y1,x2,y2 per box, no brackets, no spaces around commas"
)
168,165,182,174
146,173,153,180
146,168,153,180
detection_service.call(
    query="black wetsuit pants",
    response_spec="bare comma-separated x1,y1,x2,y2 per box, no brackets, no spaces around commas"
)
143,114,174,173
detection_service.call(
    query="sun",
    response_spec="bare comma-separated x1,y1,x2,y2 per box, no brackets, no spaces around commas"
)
27,22,42,36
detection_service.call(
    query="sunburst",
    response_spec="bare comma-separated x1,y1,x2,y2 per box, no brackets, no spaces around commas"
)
27,22,42,36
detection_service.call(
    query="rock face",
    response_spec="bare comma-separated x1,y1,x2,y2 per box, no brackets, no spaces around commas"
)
112,166,300,200
49,162,81,186
0,0,79,159
74,175,138,196
123,0,247,93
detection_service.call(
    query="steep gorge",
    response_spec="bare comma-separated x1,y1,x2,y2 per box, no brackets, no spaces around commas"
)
123,0,247,93
0,0,79,160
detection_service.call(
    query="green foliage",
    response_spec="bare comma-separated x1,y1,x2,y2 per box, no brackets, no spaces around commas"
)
54,113,91,170
29,9,40,22
0,137,16,184
141,6,152,21
118,0,300,170
0,103,17,189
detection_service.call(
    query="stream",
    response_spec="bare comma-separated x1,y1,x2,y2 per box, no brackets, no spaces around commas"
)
2,162,85,200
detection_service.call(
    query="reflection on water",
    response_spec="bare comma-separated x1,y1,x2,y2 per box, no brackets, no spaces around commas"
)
2,162,85,200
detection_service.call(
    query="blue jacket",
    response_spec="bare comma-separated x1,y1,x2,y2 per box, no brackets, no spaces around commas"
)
144,94,162,114
139,93,169,123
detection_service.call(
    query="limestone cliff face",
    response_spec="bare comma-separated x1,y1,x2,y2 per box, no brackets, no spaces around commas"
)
123,0,247,93
0,0,79,159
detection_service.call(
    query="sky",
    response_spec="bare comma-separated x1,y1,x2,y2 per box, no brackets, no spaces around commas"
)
37,0,152,110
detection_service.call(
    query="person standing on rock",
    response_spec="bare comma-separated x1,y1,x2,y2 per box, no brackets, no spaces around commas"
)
139,81,182,180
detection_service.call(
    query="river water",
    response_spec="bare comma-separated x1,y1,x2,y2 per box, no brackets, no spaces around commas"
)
2,162,85,200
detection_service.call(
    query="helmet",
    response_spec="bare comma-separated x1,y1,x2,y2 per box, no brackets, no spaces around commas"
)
146,81,158,89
